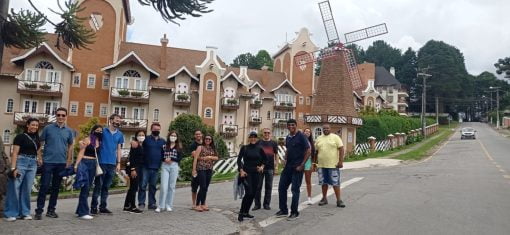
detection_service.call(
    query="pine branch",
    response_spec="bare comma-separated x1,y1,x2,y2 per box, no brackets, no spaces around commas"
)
0,9,45,49
138,0,214,25
52,0,95,50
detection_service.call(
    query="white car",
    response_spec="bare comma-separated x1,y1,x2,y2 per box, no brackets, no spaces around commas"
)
460,127,476,140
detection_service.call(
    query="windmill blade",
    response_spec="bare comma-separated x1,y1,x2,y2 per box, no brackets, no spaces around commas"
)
344,23,388,44
319,1,340,44
343,48,363,90
293,47,342,67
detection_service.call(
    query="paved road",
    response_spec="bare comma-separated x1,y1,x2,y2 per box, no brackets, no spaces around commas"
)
1,122,509,234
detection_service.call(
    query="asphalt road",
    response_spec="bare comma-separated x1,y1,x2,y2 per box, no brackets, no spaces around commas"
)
1,122,509,235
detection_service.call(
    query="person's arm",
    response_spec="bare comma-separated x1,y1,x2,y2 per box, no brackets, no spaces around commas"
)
273,143,279,171
116,143,122,172
10,145,20,177
297,137,311,171
192,146,202,177
237,146,244,172
37,141,44,166
74,138,89,171
338,146,344,168
66,133,74,167
129,141,139,178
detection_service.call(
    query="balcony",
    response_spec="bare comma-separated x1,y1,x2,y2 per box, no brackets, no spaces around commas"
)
221,97,240,110
220,124,238,138
110,87,149,104
17,80,63,97
249,116,262,125
13,112,55,126
274,101,296,110
117,118,148,132
272,118,288,127
173,93,191,107
250,99,263,109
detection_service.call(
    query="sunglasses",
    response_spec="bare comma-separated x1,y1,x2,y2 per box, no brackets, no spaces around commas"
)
205,138,212,140
263,132,270,134
56,114,66,117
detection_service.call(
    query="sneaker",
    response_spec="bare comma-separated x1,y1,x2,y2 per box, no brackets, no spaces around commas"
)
34,213,42,220
287,213,299,221
138,204,145,210
22,215,33,220
123,207,131,213
148,205,157,210
337,200,346,208
275,210,288,218
155,208,161,213
166,207,173,212
306,197,313,205
99,208,113,214
130,208,143,214
263,205,271,210
243,213,254,219
318,198,328,206
4,217,16,222
238,213,244,222
79,215,94,220
90,208,98,215
46,211,58,218
252,205,261,211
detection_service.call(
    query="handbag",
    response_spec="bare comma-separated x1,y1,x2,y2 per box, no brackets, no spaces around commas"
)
94,147,103,176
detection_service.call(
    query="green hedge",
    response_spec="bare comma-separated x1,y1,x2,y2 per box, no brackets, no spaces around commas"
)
357,115,435,143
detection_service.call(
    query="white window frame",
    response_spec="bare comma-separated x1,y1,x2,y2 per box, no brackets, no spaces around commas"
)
84,102,94,117
46,70,61,83
204,107,213,119
306,97,311,105
116,77,129,89
72,73,81,87
299,96,304,105
99,103,108,117
314,127,322,138
87,74,96,88
206,80,214,91
44,101,60,115
134,79,148,91
23,99,38,113
132,107,145,120
102,76,110,89
113,105,128,118
69,101,79,116
3,130,11,144
153,109,160,122
5,98,14,113
25,69,40,82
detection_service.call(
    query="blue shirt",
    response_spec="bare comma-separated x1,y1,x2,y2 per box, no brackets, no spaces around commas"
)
40,123,74,164
142,135,166,169
285,131,310,168
99,127,124,165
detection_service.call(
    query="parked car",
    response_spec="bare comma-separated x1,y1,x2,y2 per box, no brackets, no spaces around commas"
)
460,127,476,139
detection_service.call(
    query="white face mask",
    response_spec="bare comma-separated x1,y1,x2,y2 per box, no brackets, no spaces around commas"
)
169,136,177,142
137,136,145,142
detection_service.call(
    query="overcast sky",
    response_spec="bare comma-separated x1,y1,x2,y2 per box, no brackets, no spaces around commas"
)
11,0,510,79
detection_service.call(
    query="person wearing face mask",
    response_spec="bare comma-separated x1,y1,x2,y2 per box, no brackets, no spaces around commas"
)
122,130,145,214
138,123,165,210
73,125,102,220
156,131,183,212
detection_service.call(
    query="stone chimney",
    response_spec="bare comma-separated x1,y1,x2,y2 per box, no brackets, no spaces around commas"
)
390,67,395,77
160,34,168,70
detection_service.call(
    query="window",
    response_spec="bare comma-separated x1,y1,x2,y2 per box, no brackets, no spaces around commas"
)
44,101,59,115
35,61,54,69
3,130,10,144
46,71,61,83
276,94,295,104
87,74,96,88
153,109,160,122
306,97,311,105
23,100,37,113
274,111,281,119
298,112,303,120
132,107,145,120
69,102,78,116
72,73,81,87
267,111,271,120
116,77,129,88
204,107,213,118
299,96,304,105
113,106,127,118
99,104,108,117
25,69,40,81
206,80,214,91
314,127,322,138
102,76,110,89
283,112,293,120
6,99,13,113
250,127,258,133
134,79,147,90
123,70,141,77
84,103,94,117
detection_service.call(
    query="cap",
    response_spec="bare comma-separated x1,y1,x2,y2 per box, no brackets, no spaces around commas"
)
248,131,258,138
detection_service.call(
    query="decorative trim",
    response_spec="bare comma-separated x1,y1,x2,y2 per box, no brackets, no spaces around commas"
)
220,71,246,86
167,66,199,81
101,51,160,77
10,42,74,70
249,81,266,91
271,79,301,94
304,114,363,126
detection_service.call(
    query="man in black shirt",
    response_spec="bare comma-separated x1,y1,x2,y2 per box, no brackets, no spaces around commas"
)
253,128,279,211
189,130,203,209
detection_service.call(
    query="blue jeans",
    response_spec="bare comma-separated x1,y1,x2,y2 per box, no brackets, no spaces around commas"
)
278,167,304,214
138,167,158,207
91,164,116,210
35,163,66,214
159,162,179,209
76,159,96,216
4,155,37,218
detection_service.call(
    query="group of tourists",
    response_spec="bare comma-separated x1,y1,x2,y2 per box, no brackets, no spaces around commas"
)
2,108,346,223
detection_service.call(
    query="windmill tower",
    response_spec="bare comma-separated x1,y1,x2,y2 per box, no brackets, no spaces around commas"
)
299,0,388,152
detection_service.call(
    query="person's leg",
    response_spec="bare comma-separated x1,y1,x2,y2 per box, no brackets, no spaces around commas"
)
148,169,158,208
305,170,312,198
76,162,92,217
240,172,258,214
159,165,170,209
99,164,115,210
91,167,104,210
4,157,28,218
317,168,328,200
191,177,198,208
47,163,65,213
254,171,264,208
196,170,206,206
167,163,179,209
263,170,274,207
290,169,304,214
35,163,53,215
277,167,292,213
20,158,37,216
138,167,148,207
201,169,213,207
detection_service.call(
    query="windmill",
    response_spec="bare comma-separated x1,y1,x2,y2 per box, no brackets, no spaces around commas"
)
294,0,388,90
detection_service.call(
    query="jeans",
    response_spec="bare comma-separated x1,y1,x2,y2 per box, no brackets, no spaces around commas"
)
159,162,179,209
36,163,66,214
196,169,212,206
91,164,116,210
240,172,259,214
123,169,140,210
76,159,96,216
278,167,304,214
4,155,37,218
255,170,274,207
138,167,158,207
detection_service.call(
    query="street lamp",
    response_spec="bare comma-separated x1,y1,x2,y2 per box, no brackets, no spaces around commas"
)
489,86,500,129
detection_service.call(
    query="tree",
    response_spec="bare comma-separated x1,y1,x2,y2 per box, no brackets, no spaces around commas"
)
230,50,274,70
494,57,510,78
254,50,274,70
396,48,418,110
363,40,402,70
138,0,213,25
73,117,100,156
345,43,365,64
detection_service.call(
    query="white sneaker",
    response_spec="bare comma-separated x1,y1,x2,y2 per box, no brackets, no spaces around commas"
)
306,198,313,205
166,207,172,212
155,208,161,213
4,217,16,222
79,215,93,220
22,215,33,220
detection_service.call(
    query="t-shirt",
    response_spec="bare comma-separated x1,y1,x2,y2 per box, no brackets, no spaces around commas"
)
190,141,203,153
315,133,343,168
40,123,74,164
237,144,266,173
285,131,310,168
257,139,278,170
143,135,166,169
99,127,124,165
13,132,40,156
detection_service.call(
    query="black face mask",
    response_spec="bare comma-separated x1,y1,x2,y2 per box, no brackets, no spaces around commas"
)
152,131,160,137
94,132,102,140
113,122,120,128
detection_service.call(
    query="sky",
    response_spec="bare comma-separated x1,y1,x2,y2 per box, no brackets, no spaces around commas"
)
10,0,510,79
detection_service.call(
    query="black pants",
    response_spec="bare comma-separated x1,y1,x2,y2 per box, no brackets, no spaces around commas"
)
255,170,274,207
240,172,260,214
124,170,140,209
196,169,212,206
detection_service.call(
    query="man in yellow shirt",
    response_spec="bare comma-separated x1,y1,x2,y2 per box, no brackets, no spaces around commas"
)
314,124,345,208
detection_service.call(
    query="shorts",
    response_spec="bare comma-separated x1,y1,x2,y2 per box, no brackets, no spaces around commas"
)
304,158,312,171
191,176,199,193
317,168,340,186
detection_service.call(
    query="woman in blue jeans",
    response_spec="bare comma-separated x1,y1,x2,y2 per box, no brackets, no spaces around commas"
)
156,131,183,212
73,125,102,220
4,118,40,222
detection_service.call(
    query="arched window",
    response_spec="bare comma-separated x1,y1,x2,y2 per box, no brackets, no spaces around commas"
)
3,130,10,144
204,107,213,118
206,80,214,91
314,127,322,138
35,61,54,69
153,109,160,122
123,70,141,77
5,99,14,113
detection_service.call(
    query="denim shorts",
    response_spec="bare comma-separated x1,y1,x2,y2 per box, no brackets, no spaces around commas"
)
318,168,340,186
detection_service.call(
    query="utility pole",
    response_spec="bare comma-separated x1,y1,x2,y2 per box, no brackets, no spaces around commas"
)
490,87,501,129
435,96,439,124
418,68,431,137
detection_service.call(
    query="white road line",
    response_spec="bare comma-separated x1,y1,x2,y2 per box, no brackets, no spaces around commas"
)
258,177,364,228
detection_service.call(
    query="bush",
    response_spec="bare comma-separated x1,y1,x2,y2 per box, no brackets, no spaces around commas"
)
179,156,193,181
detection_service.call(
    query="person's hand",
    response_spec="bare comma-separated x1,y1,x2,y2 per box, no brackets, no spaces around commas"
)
311,164,317,172
12,169,19,178
336,162,343,169
37,158,43,166
164,158,172,164
130,170,137,178
296,164,304,172
66,161,72,168
256,166,264,173
79,140,87,149
240,169,247,178
192,170,197,178
116,163,121,172
273,170,278,176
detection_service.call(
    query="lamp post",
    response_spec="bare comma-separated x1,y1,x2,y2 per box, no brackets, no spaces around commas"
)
490,86,500,129
418,71,432,137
